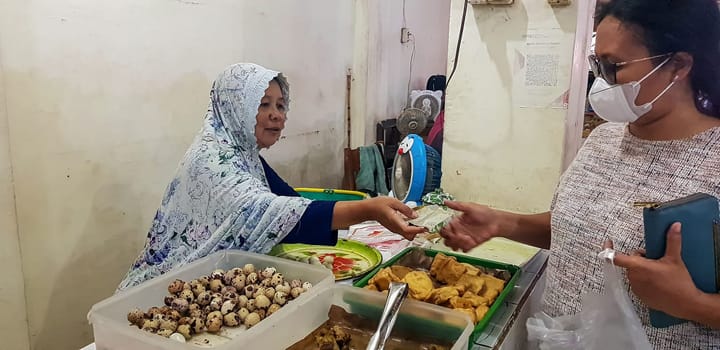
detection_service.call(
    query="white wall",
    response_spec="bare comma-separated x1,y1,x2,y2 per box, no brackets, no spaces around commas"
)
0,0,451,348
442,0,578,213
0,58,31,350
352,0,451,146
241,1,355,187
0,0,353,349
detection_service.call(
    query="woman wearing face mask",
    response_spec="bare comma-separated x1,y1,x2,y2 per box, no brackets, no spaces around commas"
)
117,63,425,291
439,0,720,347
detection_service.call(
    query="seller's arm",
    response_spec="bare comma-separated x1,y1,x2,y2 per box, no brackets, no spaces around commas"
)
439,201,551,252
262,157,425,245
282,197,425,245
331,197,425,239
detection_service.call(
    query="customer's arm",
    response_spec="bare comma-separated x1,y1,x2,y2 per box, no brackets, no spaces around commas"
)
688,293,720,329
440,201,551,251
499,211,552,249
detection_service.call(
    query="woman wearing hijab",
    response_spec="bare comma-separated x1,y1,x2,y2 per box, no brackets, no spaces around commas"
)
118,63,424,290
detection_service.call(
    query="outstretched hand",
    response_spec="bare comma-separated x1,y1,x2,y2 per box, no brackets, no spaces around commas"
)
439,201,502,252
365,197,427,240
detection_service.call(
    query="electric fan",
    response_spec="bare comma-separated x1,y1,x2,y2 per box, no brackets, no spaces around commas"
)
390,134,442,203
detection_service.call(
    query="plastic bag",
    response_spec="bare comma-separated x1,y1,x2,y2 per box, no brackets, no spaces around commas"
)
526,249,652,350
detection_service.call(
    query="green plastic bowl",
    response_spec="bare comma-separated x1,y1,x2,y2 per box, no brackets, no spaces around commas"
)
294,188,368,201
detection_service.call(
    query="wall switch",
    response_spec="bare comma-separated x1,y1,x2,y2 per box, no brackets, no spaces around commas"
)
548,0,571,6
401,28,410,44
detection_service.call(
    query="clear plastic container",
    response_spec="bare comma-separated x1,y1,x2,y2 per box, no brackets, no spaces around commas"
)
243,285,474,350
88,250,334,350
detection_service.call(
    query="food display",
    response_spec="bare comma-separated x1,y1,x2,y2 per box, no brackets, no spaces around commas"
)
363,253,507,324
286,305,452,350
269,239,382,280
126,264,312,341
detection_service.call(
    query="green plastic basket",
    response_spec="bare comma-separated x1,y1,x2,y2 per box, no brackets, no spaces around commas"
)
294,188,367,201
353,247,521,349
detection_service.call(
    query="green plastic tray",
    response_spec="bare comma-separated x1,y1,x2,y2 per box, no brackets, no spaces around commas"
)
341,292,468,347
353,246,521,349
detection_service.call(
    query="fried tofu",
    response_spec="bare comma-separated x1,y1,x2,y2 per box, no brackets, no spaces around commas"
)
455,274,485,295
449,296,476,309
368,267,400,291
475,305,490,322
402,271,434,301
480,287,500,303
429,253,452,277
390,265,414,280
478,274,504,303
427,287,460,305
461,292,489,307
455,308,477,324
479,274,506,293
368,253,508,326
461,263,480,276
430,253,467,285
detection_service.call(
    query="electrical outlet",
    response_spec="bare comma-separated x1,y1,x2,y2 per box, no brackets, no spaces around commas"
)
401,28,410,44
469,0,514,5
548,0,571,6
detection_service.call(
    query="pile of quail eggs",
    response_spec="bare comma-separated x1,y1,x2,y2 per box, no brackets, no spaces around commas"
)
127,263,313,342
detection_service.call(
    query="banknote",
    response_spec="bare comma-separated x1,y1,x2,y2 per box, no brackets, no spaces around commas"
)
408,205,457,233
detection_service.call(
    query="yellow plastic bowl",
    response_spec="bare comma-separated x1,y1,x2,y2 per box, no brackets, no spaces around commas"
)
294,188,368,201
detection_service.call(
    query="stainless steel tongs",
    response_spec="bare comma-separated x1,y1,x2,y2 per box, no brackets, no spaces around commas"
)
366,282,409,350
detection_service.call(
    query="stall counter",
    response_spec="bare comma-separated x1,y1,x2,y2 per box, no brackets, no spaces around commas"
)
81,229,549,350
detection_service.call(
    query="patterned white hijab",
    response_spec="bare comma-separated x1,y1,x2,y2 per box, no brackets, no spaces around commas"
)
118,63,311,291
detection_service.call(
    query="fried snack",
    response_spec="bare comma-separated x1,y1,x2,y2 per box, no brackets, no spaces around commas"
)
427,287,460,305
368,268,400,291
480,287,500,303
478,274,504,303
429,253,453,277
448,296,476,309
455,274,485,295
479,274,506,293
402,271,434,301
390,265,414,280
365,284,378,291
475,305,490,322
430,254,467,285
461,263,480,276
460,292,489,307
455,308,477,324
367,253,509,326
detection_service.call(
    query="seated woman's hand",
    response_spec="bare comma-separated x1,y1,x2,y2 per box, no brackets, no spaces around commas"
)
439,201,502,252
362,197,427,240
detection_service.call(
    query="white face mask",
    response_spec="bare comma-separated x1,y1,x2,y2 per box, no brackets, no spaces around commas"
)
588,57,676,123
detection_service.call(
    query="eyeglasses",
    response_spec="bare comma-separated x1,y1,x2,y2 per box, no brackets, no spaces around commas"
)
588,53,673,85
